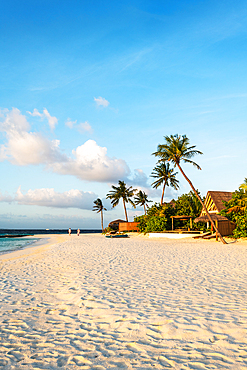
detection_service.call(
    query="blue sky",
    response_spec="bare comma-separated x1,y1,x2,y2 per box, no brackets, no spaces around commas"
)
0,0,247,229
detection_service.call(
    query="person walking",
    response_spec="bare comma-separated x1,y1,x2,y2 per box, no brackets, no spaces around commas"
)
68,228,72,236
77,228,80,236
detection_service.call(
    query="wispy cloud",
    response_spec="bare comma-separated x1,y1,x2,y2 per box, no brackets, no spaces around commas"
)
27,108,58,130
94,96,109,108
65,118,77,129
14,186,96,210
77,121,93,134
66,118,93,134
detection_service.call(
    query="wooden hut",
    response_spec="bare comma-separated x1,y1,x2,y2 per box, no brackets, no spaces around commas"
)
194,214,235,236
108,219,126,230
119,222,139,232
195,191,235,236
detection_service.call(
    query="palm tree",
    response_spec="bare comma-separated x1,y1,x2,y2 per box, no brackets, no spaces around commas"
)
106,180,137,222
151,162,179,205
153,134,227,244
134,190,152,215
92,198,107,232
239,178,247,192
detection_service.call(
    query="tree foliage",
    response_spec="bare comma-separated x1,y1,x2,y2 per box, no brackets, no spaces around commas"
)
220,188,247,238
151,162,179,205
106,180,136,222
92,198,107,232
134,190,152,215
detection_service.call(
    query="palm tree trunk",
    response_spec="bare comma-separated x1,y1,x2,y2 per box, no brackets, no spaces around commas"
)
101,210,104,232
144,203,146,215
177,163,227,244
161,180,167,205
123,199,128,222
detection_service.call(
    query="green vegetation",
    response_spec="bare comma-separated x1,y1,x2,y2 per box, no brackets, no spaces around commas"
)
220,184,247,238
134,191,204,234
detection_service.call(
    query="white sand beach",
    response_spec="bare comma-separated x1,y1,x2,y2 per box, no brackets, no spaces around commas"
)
0,234,246,369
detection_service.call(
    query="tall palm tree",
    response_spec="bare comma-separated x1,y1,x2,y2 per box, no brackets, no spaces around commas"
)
92,198,107,232
151,162,179,205
134,190,152,215
106,180,136,222
153,134,227,244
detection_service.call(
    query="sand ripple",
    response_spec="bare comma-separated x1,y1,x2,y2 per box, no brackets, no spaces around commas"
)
0,234,246,369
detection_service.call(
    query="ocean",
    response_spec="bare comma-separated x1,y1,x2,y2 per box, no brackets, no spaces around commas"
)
0,229,101,255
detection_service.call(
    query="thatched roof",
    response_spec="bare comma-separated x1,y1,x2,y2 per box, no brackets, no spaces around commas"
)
207,191,232,212
194,214,229,223
108,219,126,226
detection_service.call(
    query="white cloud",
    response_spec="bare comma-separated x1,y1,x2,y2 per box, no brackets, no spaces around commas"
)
0,108,65,166
0,108,130,182
65,118,77,129
15,186,96,209
66,118,93,134
52,139,130,182
94,96,109,108
77,121,93,133
28,108,58,130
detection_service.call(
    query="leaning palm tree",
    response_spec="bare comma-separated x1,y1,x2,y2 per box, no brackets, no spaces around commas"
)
153,134,227,244
106,180,137,222
134,190,152,215
92,198,107,232
151,162,179,205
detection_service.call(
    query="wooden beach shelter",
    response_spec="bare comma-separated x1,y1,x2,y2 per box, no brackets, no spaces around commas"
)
171,215,193,231
108,219,126,230
195,191,235,236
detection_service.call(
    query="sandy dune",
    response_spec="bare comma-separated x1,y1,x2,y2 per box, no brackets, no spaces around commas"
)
0,234,246,369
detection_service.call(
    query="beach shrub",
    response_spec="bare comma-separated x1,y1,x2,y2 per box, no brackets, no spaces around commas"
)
134,215,147,233
173,190,205,231
102,226,115,234
145,215,168,232
220,189,247,238
175,190,203,217
231,213,247,238
134,190,206,233
134,203,175,233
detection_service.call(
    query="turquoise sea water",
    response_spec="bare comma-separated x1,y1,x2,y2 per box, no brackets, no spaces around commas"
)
0,236,40,255
0,229,101,255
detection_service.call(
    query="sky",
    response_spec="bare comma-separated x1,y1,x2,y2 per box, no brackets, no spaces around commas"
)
0,0,247,229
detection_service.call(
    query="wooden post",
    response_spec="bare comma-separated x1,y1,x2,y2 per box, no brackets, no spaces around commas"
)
172,217,174,231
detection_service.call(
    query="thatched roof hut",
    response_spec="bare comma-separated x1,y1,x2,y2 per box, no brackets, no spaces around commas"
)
200,191,232,216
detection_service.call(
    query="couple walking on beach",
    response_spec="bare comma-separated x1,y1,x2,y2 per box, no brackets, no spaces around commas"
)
68,228,80,236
